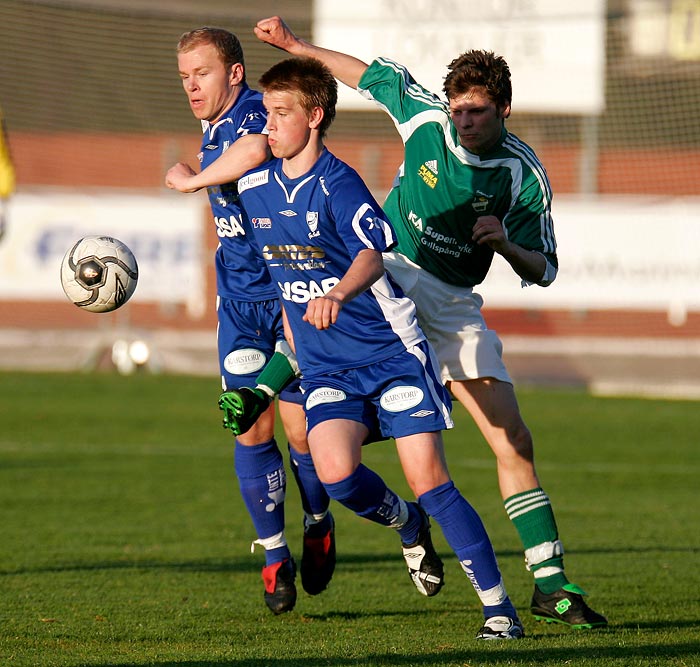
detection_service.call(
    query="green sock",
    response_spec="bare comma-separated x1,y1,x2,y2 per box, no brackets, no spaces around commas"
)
255,341,299,396
504,487,569,594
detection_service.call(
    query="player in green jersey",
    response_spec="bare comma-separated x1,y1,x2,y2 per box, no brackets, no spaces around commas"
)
253,15,607,630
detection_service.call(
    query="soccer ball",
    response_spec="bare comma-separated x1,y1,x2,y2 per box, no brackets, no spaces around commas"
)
60,235,138,313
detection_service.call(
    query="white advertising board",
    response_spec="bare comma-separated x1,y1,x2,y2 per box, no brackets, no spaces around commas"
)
314,0,605,114
0,190,206,315
479,195,700,314
4,191,696,318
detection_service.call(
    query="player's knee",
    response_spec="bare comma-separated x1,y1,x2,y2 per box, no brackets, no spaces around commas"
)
318,462,359,488
285,423,308,451
235,409,276,445
288,437,310,455
403,464,451,498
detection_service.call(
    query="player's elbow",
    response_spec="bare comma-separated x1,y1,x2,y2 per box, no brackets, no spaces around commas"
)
521,254,557,288
536,257,558,287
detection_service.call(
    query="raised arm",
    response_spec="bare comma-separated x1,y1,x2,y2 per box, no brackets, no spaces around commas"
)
254,16,369,90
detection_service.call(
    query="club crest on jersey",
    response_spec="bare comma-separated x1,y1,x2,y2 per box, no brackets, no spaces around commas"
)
306,211,320,238
472,190,494,213
418,160,438,189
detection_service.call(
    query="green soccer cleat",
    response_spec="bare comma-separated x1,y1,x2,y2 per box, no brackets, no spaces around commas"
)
218,387,272,435
531,583,608,629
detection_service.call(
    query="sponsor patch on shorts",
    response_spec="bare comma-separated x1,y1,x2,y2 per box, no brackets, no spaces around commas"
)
306,387,346,409
380,385,424,413
223,348,266,375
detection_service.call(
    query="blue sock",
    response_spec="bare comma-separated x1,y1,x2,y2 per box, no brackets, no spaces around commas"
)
397,503,423,546
323,464,417,540
234,438,290,566
420,481,515,617
288,445,331,536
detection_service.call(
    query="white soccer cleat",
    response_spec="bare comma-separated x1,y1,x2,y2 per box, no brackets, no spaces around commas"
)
476,615,525,640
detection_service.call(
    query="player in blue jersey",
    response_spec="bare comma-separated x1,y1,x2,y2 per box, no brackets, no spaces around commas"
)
251,16,607,630
164,27,336,614
232,55,523,640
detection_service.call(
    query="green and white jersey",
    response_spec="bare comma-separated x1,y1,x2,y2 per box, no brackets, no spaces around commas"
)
358,57,557,288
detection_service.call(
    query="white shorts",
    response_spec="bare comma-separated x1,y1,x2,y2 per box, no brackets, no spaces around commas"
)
383,252,512,384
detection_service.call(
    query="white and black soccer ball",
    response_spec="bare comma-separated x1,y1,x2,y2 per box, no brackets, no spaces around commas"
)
60,235,138,313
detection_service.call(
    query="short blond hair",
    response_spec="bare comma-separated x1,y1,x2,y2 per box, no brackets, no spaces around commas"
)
177,27,245,80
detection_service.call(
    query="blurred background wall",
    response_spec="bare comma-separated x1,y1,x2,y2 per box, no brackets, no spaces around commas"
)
1,0,699,397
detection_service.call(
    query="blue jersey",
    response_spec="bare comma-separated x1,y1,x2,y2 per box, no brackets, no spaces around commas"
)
238,148,425,378
199,83,277,301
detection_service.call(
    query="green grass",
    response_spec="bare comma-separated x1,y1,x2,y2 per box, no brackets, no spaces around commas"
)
1,371,698,667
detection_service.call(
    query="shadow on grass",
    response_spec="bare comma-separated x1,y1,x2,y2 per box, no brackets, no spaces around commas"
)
2,544,697,577
89,639,700,667
0,552,407,577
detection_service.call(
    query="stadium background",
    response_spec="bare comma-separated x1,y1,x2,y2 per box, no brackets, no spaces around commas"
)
1,0,699,398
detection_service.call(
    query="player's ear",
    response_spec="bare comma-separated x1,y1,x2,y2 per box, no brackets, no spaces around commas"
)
500,103,511,120
308,106,324,130
228,63,244,86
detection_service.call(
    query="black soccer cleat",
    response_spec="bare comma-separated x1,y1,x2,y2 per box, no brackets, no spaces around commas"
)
531,583,608,629
262,558,297,615
401,504,444,597
476,615,525,640
300,513,336,596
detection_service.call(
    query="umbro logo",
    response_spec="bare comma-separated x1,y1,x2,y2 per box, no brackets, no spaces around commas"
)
279,210,297,217
410,409,435,418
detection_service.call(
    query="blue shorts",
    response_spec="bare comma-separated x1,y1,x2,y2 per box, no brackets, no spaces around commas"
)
217,296,302,404
301,340,453,441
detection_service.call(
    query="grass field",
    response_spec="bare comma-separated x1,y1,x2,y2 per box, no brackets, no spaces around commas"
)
1,370,698,667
